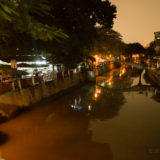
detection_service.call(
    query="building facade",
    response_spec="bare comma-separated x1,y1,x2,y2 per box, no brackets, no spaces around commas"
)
154,31,160,54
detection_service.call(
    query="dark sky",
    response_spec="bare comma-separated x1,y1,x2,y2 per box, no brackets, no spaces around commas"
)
110,0,160,46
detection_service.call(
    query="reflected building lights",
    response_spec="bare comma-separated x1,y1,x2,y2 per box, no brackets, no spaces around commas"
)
119,65,126,77
94,93,98,98
100,81,106,87
93,54,106,66
94,86,101,99
97,89,101,94
107,76,113,86
71,97,82,110
88,105,92,111
108,81,112,86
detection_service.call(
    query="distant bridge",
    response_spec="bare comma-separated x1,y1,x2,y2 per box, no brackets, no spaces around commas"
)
98,61,159,92
114,60,153,70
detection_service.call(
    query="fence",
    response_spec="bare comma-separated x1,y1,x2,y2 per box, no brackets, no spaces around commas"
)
0,70,82,95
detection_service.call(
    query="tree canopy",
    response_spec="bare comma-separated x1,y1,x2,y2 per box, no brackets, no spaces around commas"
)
0,0,117,68
124,43,144,56
144,41,156,58
46,0,117,68
0,0,69,61
91,27,125,56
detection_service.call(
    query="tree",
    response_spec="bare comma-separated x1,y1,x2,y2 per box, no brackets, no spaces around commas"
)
13,0,68,41
91,27,125,56
124,43,144,56
0,0,117,69
0,0,18,21
144,41,156,58
0,0,68,41
0,0,68,61
44,0,117,68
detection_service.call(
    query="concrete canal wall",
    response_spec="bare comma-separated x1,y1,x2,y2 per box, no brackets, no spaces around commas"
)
0,63,110,119
0,73,87,118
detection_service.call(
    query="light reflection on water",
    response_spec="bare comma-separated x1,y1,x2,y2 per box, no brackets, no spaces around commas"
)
90,90,160,160
131,70,150,87
0,64,160,160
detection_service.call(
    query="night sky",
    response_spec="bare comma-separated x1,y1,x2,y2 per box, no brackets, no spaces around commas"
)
111,0,160,46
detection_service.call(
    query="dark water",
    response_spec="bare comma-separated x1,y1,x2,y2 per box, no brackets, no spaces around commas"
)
0,64,160,160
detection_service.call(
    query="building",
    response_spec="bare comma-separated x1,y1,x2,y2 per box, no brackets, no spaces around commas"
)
154,31,160,41
15,55,53,77
154,31,160,54
0,55,53,79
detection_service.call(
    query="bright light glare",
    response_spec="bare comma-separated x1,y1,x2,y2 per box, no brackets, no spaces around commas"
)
94,87,101,99
36,61,46,65
119,65,126,77
94,93,98,98
108,82,112,86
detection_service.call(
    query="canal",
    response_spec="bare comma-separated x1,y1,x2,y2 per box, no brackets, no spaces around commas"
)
0,63,160,160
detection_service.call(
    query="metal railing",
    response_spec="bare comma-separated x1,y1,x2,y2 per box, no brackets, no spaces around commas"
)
0,70,82,94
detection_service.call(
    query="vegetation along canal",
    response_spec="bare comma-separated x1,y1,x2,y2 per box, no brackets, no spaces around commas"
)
0,63,160,160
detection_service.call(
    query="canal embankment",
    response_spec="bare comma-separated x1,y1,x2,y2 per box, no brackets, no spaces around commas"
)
0,73,87,120
0,62,114,120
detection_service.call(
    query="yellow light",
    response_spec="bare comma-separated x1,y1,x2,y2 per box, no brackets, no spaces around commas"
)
94,93,98,98
94,86,102,99
108,82,112,86
122,68,125,74
97,89,101,94
119,65,126,77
